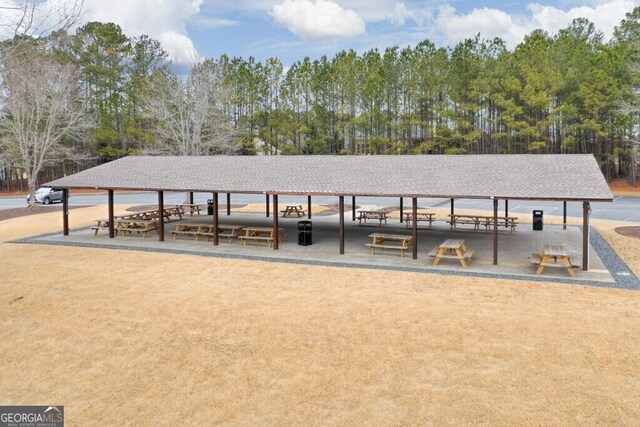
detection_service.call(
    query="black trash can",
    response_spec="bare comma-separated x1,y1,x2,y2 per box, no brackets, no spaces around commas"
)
207,199,214,215
298,220,312,246
533,210,543,231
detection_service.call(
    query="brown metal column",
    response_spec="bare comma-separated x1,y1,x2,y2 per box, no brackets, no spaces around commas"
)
266,194,270,217
308,195,312,219
339,196,345,254
412,197,418,260
108,190,115,238
583,201,590,271
493,198,498,265
352,196,356,221
451,198,454,216
189,192,194,205
226,193,231,216
563,201,567,230
212,192,219,246
273,194,279,250
400,198,404,223
158,191,165,242
62,189,69,236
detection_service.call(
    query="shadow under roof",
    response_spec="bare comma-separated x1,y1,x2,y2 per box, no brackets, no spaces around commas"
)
46,154,613,201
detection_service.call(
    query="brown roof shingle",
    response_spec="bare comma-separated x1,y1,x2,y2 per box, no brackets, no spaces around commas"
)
46,154,613,201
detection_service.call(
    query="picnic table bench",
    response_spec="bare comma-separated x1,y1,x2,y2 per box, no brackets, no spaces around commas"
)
357,210,388,225
429,239,474,267
531,244,579,277
281,205,307,217
238,227,284,248
403,212,436,228
365,233,413,257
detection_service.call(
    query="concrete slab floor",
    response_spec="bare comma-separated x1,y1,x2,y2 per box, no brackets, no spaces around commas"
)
20,210,625,288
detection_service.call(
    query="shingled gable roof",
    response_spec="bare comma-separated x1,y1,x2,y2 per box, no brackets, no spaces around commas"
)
46,154,613,201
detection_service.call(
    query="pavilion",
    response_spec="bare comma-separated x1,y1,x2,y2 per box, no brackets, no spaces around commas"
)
46,154,613,271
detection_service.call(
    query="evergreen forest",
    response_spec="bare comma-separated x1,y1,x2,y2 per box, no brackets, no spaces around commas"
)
2,8,640,191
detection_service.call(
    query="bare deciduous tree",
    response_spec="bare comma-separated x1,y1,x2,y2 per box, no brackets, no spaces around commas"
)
143,59,240,156
0,0,84,72
0,43,88,206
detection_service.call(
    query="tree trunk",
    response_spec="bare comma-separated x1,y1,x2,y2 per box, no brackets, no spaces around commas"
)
27,172,37,208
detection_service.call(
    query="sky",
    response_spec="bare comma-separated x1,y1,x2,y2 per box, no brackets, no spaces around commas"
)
2,0,639,68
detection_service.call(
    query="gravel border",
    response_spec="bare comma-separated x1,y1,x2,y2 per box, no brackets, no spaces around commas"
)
11,226,640,291
589,227,640,290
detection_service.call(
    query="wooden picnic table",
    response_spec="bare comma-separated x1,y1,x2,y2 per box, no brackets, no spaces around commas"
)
403,212,435,228
162,206,184,221
430,239,474,267
178,203,202,216
479,215,518,232
448,214,481,231
281,204,307,217
366,233,413,257
448,214,518,232
93,207,183,237
113,218,159,238
93,218,159,237
115,206,184,222
531,244,578,277
357,210,388,225
238,227,284,248
92,219,110,235
171,222,202,240
199,224,244,243
171,222,244,243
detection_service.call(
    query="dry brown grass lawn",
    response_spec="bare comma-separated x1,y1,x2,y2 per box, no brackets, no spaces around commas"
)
0,207,639,425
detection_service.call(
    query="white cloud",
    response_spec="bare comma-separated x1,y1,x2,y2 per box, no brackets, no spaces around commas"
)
527,0,636,39
391,3,409,25
190,16,239,30
82,0,203,66
157,30,200,65
433,0,636,48
435,5,527,47
270,0,366,39
210,0,424,25
340,0,414,24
